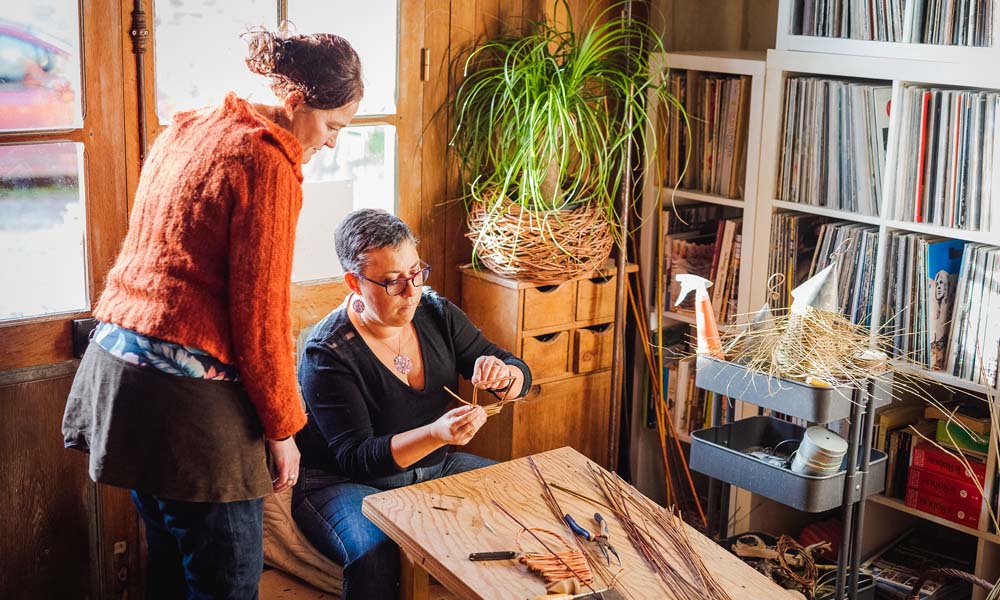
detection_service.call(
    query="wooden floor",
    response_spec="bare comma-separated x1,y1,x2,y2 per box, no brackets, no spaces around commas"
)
259,568,460,600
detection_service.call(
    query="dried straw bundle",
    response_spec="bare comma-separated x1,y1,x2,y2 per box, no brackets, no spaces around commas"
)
467,195,613,284
724,307,889,387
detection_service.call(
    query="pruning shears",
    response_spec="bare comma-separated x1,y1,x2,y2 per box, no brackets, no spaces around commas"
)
563,512,622,566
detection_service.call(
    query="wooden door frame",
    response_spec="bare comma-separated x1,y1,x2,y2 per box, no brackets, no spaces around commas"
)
0,0,131,372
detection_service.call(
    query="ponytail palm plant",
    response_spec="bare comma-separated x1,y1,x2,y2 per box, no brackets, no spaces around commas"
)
451,1,681,280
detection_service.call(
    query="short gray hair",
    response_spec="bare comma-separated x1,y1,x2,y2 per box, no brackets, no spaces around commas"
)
334,209,418,273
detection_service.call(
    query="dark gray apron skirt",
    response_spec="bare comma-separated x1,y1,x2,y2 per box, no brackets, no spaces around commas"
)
63,343,272,502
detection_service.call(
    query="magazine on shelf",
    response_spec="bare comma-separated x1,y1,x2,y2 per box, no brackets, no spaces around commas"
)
864,528,976,599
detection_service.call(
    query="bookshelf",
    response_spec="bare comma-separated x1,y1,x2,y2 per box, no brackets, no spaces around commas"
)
776,0,1000,63
629,50,766,508
753,48,1000,598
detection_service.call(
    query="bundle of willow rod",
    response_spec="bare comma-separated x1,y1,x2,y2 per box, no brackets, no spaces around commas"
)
491,500,595,586
625,256,707,526
514,527,594,584
587,464,732,600
442,374,517,417
525,457,624,598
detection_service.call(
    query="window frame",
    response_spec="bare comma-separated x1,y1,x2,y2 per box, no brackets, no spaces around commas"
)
0,0,130,371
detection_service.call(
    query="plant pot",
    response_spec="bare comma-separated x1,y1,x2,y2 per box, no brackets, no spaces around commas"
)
466,194,614,283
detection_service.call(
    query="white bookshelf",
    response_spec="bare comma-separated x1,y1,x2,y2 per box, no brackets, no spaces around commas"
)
642,50,768,330
776,0,1000,63
753,48,1000,597
629,50,767,509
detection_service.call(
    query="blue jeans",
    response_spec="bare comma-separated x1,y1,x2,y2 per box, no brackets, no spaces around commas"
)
131,491,264,600
292,453,496,600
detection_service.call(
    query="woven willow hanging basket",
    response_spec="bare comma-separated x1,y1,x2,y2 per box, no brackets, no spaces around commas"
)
466,193,614,284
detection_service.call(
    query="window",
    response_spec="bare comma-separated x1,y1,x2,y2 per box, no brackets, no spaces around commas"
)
152,1,400,282
0,1,89,321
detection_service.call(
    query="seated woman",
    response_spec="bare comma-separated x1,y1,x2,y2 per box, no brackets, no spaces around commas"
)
292,208,531,599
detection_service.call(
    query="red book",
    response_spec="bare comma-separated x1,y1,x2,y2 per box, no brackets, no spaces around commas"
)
914,90,931,222
905,487,980,528
907,466,983,510
909,442,986,485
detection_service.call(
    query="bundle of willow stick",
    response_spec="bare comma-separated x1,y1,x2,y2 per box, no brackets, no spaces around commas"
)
526,457,623,597
515,527,594,584
587,464,732,600
443,374,517,417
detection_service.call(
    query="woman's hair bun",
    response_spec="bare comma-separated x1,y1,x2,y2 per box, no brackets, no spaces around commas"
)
243,27,364,110
243,27,282,76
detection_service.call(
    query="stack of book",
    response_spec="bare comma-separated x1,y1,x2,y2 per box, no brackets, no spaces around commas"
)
907,0,994,46
660,70,752,199
662,355,727,438
792,0,905,41
707,218,743,323
864,528,976,599
776,76,891,216
891,85,997,232
662,207,741,313
907,440,987,528
769,212,827,308
873,403,930,499
882,234,966,370
945,243,1000,388
792,0,993,46
809,221,879,326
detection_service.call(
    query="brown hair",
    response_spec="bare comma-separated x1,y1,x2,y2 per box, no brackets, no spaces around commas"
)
244,28,364,110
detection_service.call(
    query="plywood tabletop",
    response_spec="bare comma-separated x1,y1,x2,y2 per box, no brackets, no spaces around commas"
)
362,446,794,600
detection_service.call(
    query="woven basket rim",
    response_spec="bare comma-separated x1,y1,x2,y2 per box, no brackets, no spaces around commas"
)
467,194,614,284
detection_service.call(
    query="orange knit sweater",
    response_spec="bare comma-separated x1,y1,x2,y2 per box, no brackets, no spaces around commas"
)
96,92,307,440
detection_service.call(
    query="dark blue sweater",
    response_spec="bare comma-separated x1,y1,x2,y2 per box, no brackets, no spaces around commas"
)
296,288,530,480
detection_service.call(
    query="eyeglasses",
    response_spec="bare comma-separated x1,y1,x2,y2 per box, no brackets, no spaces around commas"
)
354,264,432,296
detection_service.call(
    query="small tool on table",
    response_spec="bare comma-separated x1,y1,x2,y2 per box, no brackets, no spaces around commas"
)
468,550,519,561
563,513,621,567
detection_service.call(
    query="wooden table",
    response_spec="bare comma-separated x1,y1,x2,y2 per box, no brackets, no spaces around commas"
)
362,446,794,600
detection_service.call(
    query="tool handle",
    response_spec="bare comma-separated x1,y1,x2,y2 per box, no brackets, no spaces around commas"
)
468,551,517,561
563,514,592,541
594,512,609,537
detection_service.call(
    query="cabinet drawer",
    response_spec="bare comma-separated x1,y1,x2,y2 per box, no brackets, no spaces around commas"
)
522,282,577,330
573,324,613,373
575,275,616,321
521,331,570,380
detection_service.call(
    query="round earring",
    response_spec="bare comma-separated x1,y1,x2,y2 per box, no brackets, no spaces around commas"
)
351,296,366,314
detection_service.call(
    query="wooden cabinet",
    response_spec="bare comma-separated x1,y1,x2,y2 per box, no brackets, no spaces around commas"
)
459,263,632,468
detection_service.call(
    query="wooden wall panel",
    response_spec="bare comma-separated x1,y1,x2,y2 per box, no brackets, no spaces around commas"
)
651,0,778,52
0,375,96,599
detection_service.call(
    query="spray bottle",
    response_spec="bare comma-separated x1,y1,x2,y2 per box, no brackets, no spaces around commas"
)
675,274,724,359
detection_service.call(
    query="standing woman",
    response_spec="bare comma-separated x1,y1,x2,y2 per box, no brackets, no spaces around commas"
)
62,29,363,599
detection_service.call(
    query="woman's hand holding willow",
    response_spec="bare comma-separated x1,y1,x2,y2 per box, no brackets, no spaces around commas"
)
431,404,487,446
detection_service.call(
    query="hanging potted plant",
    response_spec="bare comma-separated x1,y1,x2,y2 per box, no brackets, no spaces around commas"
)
451,1,680,283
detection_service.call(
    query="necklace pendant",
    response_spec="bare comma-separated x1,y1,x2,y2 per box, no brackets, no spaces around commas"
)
394,354,413,375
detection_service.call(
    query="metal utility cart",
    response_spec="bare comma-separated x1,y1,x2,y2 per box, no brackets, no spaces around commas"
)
690,356,887,600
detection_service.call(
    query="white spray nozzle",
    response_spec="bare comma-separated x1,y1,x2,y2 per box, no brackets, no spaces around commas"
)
674,274,713,307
